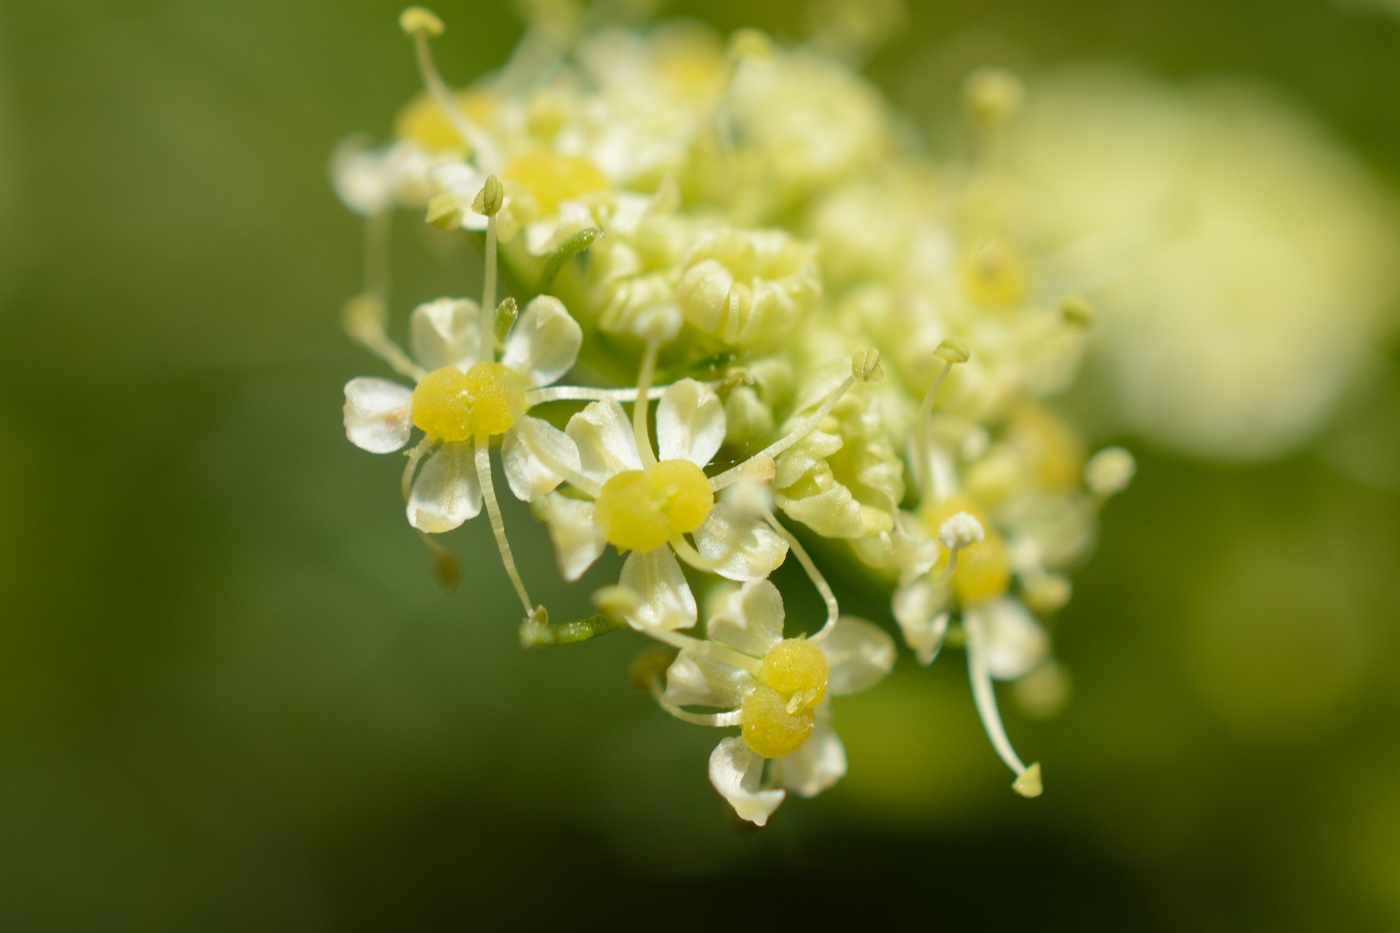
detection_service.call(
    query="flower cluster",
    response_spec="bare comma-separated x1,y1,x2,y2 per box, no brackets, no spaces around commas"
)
334,4,1134,824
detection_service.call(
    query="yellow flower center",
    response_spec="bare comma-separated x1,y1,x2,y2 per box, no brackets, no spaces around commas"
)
741,638,830,758
920,495,1011,605
394,90,499,153
501,151,609,216
411,362,528,442
962,232,1028,309
593,459,714,553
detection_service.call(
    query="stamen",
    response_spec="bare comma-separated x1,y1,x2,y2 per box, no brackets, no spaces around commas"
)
632,335,663,470
516,415,602,497
400,7,501,170
341,294,425,381
624,610,765,677
928,511,983,590
913,338,970,504
965,606,1043,798
401,434,437,500
526,384,668,404
710,350,882,492
473,176,504,316
761,511,840,640
474,433,537,618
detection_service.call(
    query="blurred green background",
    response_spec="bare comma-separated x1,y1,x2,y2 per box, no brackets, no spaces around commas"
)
2,0,1399,928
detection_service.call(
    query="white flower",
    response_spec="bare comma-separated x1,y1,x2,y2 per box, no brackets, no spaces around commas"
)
656,580,895,825
331,137,447,216
342,294,583,532
538,379,789,631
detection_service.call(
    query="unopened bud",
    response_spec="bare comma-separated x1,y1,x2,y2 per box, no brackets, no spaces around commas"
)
934,337,971,364
473,175,504,217
399,6,445,36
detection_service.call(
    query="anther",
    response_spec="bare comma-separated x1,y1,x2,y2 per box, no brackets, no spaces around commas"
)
399,6,445,37
593,584,642,621
1060,294,1096,328
492,297,519,351
425,193,464,230
851,348,884,383
1084,447,1136,498
473,174,504,217
938,512,984,551
727,28,774,62
964,67,1024,128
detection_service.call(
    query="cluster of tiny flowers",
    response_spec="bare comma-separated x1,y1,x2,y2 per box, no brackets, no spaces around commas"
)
335,3,1134,824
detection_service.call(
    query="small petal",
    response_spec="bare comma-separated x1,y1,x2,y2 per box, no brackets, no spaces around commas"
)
343,377,414,453
407,441,482,532
663,649,756,709
656,378,726,468
982,597,1050,681
502,416,582,501
541,493,606,582
501,296,583,388
708,737,785,827
620,547,697,631
567,400,643,486
821,617,896,695
706,578,786,658
693,504,789,582
768,723,847,798
410,298,482,372
776,484,865,538
892,579,949,666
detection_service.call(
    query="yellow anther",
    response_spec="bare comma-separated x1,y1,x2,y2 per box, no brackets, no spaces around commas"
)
741,686,816,758
629,648,674,692
727,28,774,62
760,638,829,707
399,6,445,37
502,151,609,217
593,584,642,620
851,348,884,383
1060,294,1096,328
473,175,504,217
964,66,1024,127
1013,762,1043,798
411,362,528,441
341,294,387,343
934,337,971,364
962,233,1029,309
593,459,715,552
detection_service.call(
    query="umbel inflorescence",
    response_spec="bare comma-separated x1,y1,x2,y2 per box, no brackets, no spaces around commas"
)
335,3,1134,825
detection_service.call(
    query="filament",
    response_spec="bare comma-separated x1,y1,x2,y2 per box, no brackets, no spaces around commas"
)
475,433,534,617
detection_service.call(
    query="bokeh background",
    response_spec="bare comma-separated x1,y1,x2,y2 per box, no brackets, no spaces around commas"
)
2,0,1399,928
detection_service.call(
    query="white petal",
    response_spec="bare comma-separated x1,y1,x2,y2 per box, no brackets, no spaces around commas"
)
501,417,582,502
708,737,785,827
693,504,789,582
541,493,606,582
705,578,785,658
620,547,697,631
343,377,414,453
663,649,755,709
982,597,1051,681
892,579,949,666
407,442,482,532
821,617,896,696
656,378,726,467
331,137,392,216
768,723,847,798
566,400,643,486
410,298,482,372
501,295,583,388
